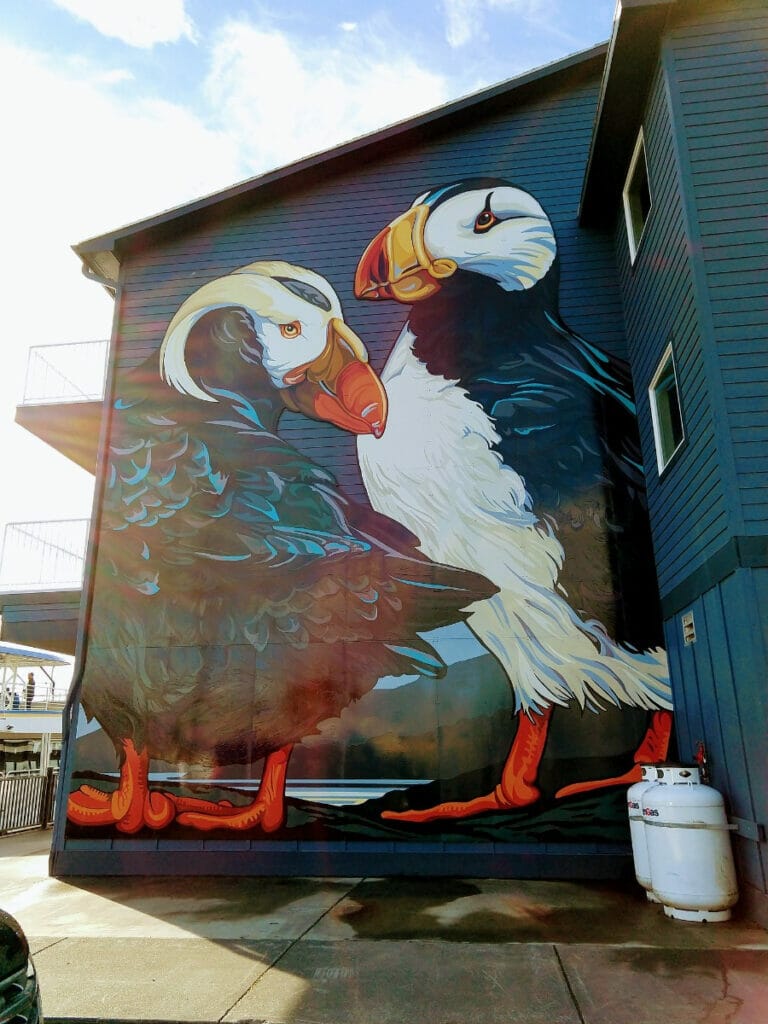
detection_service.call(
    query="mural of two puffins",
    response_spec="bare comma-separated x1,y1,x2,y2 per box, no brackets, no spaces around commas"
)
64,181,673,846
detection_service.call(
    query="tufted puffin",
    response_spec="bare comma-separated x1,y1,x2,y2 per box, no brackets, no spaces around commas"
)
354,181,672,823
66,260,496,834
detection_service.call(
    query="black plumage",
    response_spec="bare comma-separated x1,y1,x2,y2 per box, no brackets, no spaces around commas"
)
69,264,495,834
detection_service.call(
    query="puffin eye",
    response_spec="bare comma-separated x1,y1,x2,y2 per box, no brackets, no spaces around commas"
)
279,321,301,339
474,208,498,234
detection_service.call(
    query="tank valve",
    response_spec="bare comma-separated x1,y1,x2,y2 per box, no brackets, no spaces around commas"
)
694,741,709,784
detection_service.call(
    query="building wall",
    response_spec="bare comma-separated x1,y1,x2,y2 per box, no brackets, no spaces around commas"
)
666,0,768,922
664,567,768,920
614,59,731,598
53,56,675,877
669,0,768,532
615,0,768,921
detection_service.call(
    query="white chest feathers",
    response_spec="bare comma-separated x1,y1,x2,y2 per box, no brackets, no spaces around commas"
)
357,328,562,591
356,328,671,715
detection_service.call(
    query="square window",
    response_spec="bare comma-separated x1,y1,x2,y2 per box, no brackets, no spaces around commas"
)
649,344,684,473
623,129,652,263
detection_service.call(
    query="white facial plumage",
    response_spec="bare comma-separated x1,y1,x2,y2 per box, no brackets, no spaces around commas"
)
160,261,344,401
244,274,339,389
419,186,557,292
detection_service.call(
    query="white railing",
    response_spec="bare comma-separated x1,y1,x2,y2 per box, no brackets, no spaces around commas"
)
1,682,71,713
22,340,108,404
0,519,89,592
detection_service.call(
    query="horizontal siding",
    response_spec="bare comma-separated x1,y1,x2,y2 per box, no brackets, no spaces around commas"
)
663,566,768,891
114,71,626,506
670,0,768,529
615,58,729,596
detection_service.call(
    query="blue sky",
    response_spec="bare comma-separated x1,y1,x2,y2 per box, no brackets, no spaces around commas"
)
0,0,617,567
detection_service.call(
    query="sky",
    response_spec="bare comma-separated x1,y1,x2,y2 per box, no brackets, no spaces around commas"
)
0,0,618,574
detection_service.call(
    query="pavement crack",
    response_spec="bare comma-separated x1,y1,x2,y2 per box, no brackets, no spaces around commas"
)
30,936,67,955
216,878,362,1022
712,956,743,1024
553,944,586,1024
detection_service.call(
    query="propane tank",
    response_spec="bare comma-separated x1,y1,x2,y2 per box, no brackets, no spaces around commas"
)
643,763,738,922
627,765,659,901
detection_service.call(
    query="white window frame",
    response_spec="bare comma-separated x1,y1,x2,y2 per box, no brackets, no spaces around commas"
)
648,343,685,475
622,128,652,264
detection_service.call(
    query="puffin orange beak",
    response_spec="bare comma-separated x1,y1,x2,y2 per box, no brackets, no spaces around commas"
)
283,318,388,438
354,205,457,304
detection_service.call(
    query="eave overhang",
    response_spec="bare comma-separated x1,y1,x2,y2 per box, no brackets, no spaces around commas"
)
579,0,674,228
73,43,608,284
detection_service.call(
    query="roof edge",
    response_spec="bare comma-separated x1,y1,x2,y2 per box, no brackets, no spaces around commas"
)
579,0,674,225
74,42,608,263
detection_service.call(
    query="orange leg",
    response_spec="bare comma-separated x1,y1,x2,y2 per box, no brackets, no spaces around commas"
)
67,739,175,832
382,708,553,823
556,710,673,799
175,744,293,833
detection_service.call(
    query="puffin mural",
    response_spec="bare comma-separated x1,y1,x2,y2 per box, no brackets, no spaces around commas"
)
65,261,495,835
354,180,673,823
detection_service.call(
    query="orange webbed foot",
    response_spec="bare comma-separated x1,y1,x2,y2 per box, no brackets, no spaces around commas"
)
381,785,538,824
176,797,284,833
382,709,551,823
66,739,175,832
175,745,291,834
555,710,673,800
556,765,643,800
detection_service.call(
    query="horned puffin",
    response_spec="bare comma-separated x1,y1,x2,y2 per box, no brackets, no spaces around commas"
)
66,260,495,835
354,180,672,822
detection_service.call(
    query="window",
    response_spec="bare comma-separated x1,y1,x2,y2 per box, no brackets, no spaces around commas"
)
649,344,684,473
623,129,652,262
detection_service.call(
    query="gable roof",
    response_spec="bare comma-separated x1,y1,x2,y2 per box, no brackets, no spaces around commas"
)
74,43,607,286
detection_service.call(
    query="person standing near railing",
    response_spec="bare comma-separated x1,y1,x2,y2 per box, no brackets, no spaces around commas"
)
25,672,35,710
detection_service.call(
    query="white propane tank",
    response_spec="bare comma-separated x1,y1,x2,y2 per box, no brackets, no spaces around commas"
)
643,763,738,922
627,765,659,901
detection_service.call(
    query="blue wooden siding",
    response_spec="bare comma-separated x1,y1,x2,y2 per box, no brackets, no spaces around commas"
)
619,0,768,919
668,0,768,534
614,61,730,598
113,66,625,505
664,565,768,901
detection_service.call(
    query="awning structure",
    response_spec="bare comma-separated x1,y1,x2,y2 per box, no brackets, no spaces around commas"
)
0,641,71,670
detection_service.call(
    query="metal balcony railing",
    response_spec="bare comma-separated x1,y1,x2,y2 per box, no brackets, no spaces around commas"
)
0,519,89,592
22,340,108,404
0,771,58,833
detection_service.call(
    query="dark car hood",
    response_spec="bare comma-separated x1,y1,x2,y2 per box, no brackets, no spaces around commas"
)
0,909,29,976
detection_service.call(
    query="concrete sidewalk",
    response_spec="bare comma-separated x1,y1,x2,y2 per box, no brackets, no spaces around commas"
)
2,830,767,1024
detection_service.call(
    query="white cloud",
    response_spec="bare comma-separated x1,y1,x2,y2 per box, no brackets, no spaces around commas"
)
52,0,196,49
0,38,246,532
441,0,485,48
95,67,135,85
489,0,550,11
203,20,449,174
339,22,358,32
442,0,581,49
